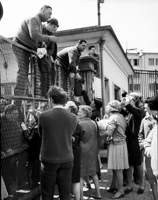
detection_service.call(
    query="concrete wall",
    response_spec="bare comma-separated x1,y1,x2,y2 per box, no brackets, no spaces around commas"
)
102,48,128,102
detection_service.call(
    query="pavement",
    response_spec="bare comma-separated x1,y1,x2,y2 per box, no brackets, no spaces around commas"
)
49,149,154,200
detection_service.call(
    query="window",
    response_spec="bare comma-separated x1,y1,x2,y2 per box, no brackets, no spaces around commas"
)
149,58,154,66
149,83,155,91
149,73,155,78
114,85,120,101
129,84,133,91
149,83,158,91
133,73,140,78
133,59,139,66
4,85,11,95
134,84,140,91
156,59,158,65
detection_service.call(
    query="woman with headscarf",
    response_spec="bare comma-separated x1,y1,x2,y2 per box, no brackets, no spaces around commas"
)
100,100,129,199
78,105,101,200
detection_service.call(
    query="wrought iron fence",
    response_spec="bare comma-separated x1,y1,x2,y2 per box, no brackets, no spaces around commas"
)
129,69,158,99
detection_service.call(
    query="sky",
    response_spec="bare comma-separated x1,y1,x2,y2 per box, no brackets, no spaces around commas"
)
0,0,158,53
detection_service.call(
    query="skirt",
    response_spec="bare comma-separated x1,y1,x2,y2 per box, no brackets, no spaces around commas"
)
107,142,129,170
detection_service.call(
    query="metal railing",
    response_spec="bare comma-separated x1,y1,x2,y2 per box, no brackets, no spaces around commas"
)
129,69,158,98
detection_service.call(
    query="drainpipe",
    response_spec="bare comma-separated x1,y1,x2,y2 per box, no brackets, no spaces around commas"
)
97,0,101,26
99,39,105,116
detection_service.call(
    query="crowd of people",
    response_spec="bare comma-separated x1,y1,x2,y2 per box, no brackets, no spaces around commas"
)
1,87,158,200
98,92,158,199
1,3,158,200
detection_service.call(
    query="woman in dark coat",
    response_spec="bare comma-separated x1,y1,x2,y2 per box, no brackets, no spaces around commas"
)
65,101,82,200
123,92,145,195
82,90,103,179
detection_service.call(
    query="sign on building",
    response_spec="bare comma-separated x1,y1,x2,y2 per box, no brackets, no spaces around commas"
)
94,77,102,99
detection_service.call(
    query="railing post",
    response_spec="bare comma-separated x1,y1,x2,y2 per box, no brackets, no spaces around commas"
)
154,70,157,95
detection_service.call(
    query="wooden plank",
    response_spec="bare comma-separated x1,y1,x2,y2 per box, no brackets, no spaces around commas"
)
0,35,36,54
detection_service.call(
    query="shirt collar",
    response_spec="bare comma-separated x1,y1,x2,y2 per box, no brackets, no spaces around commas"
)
75,45,81,55
53,105,65,109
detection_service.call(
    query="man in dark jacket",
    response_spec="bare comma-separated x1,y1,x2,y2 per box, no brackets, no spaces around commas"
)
38,86,77,200
123,92,145,195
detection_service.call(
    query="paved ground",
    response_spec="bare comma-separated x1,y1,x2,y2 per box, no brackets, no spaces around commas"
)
81,159,153,200
52,150,154,200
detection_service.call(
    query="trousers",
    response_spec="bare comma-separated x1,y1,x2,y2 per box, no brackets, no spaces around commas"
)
40,161,73,200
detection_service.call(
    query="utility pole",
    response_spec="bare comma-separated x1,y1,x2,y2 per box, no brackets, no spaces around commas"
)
97,0,104,26
97,0,105,116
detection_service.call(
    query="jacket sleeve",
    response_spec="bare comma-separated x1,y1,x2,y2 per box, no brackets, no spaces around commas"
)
28,17,50,43
68,50,79,73
138,119,145,149
125,104,144,120
72,123,82,148
38,115,42,138
82,90,91,105
47,42,57,60
144,129,153,157
100,117,116,138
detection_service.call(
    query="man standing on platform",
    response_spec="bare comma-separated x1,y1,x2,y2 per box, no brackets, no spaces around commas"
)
12,5,58,97
87,45,100,77
56,40,87,94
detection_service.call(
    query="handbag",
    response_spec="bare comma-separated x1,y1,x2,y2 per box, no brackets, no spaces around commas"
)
96,117,114,145
96,117,109,131
95,117,111,148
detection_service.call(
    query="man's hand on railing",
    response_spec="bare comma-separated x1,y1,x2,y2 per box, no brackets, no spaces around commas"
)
37,48,47,59
49,36,58,43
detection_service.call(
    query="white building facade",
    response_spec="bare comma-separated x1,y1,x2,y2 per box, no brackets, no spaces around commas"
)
56,26,134,108
127,52,158,98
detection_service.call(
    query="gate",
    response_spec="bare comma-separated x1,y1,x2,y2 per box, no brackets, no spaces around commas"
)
0,35,97,200
129,69,158,99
